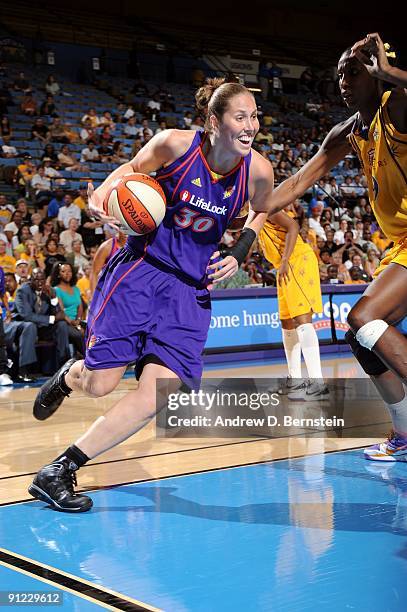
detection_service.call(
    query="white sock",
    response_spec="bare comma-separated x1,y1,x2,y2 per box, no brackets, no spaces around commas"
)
385,390,407,438
282,328,302,378
297,323,323,380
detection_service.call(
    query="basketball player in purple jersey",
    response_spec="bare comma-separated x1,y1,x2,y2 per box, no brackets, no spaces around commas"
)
29,79,275,512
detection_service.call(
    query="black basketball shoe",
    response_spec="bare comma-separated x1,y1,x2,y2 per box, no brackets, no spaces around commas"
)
28,461,93,512
33,358,77,421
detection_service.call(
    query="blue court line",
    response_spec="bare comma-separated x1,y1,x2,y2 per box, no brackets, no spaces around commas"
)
1,449,406,611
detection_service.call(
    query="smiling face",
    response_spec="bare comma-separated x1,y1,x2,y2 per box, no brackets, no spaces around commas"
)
59,264,73,283
212,93,259,157
337,51,379,112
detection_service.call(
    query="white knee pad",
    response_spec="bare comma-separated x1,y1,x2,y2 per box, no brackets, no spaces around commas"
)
355,319,389,350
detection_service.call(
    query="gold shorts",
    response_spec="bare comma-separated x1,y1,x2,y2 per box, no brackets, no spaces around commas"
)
373,238,407,278
278,245,323,320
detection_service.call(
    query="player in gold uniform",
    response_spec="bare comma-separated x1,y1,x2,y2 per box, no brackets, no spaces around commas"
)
266,33,407,460
258,210,328,399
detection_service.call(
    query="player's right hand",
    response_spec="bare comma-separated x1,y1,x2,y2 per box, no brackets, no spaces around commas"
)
87,182,120,227
277,260,290,286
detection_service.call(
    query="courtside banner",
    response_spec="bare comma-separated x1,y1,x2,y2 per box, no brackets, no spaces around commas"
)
156,378,390,438
206,292,360,349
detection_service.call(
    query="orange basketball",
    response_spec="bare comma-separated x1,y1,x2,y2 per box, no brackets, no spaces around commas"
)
103,173,166,236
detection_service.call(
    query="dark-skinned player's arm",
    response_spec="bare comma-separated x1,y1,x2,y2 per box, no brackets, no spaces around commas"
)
208,151,274,285
267,211,300,287
266,115,356,216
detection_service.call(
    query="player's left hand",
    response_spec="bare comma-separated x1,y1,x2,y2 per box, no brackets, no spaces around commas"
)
350,33,390,79
87,182,120,228
207,250,239,289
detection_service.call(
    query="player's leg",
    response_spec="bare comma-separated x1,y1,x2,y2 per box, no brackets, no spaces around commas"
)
28,362,181,512
33,359,126,421
346,263,407,460
347,263,407,380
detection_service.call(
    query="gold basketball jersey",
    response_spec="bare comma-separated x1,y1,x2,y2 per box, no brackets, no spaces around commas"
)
348,90,407,242
259,212,307,268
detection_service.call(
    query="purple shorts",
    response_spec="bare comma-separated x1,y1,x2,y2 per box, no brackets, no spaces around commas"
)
85,247,211,390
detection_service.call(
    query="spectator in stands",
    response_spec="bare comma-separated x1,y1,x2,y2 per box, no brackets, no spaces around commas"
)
41,144,59,166
3,224,17,256
123,104,135,121
45,75,60,97
81,108,101,128
326,264,341,283
30,212,43,242
0,116,12,140
31,118,50,143
155,120,167,135
255,126,273,146
13,72,31,93
15,267,70,369
111,141,129,165
57,195,81,229
49,117,70,143
131,137,143,158
183,111,193,129
357,228,378,254
16,237,45,272
15,259,31,286
1,137,18,159
42,157,66,187
324,229,339,255
59,218,84,254
97,142,113,163
0,195,14,228
99,126,113,145
73,186,87,211
364,248,380,280
31,166,52,203
21,93,37,117
76,262,92,312
146,94,161,120
269,61,284,96
190,115,204,131
0,239,16,273
300,67,316,93
44,238,66,278
137,118,153,140
47,189,65,218
333,218,349,245
308,204,326,240
50,262,84,358
80,140,100,163
66,239,89,270
40,94,58,117
123,116,138,138
99,111,115,131
57,145,86,171
4,271,37,383
79,207,104,250
346,266,368,285
80,119,98,144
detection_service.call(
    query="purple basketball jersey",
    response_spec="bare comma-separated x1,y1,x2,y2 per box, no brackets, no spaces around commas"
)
127,131,251,285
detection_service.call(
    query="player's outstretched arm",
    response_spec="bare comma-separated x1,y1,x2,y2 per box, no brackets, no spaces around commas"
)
266,116,355,215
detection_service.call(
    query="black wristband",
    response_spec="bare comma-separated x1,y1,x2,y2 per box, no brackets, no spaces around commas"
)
219,228,256,266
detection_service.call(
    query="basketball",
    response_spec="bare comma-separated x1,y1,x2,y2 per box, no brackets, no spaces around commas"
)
103,173,166,235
